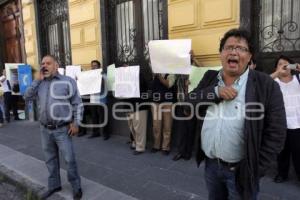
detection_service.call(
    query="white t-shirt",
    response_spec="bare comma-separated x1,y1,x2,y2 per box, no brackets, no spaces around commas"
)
0,79,11,93
275,75,300,129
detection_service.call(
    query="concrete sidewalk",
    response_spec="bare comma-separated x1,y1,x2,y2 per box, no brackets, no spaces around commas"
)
0,144,137,200
0,120,300,200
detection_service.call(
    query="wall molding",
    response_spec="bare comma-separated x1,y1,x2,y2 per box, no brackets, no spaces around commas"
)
169,0,199,31
70,20,97,28
71,43,99,49
22,5,33,23
22,0,33,6
168,0,187,3
69,0,81,6
201,0,238,28
198,53,220,61
69,1,96,25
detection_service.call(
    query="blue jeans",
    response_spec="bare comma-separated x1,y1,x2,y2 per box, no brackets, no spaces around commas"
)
0,106,3,123
205,158,258,200
40,125,81,191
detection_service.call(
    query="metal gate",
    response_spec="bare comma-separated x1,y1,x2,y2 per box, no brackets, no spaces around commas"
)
37,0,71,67
253,0,300,73
105,0,168,77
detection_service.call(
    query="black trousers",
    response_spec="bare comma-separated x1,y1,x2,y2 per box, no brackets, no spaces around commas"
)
0,106,3,123
3,92,18,121
90,104,108,136
176,106,197,158
79,97,90,134
277,128,300,179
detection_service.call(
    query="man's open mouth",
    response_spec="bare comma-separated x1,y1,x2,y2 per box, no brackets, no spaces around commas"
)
228,58,239,65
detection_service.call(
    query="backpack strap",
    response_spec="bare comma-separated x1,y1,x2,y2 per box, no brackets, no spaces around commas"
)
296,73,300,85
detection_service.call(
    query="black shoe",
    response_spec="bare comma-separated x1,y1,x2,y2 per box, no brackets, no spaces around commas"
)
14,118,21,120
133,150,143,155
77,132,86,137
172,153,183,161
103,135,110,140
130,145,135,150
73,188,82,200
274,174,288,183
151,148,159,153
41,187,62,199
183,155,191,160
88,133,100,138
162,150,170,155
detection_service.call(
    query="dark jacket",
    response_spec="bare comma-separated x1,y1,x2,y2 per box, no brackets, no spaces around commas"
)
151,74,176,103
186,69,286,199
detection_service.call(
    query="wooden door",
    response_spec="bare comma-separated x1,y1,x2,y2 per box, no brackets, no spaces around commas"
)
0,0,23,65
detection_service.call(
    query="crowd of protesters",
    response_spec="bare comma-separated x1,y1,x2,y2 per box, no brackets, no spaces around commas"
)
4,28,296,199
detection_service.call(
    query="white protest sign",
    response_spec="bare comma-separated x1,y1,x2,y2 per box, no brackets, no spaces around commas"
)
5,63,24,82
66,65,81,80
5,63,25,95
77,69,102,95
58,68,65,75
114,65,140,98
107,64,116,91
148,39,191,74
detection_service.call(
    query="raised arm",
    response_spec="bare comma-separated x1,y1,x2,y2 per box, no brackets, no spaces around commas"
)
24,80,41,101
24,71,44,101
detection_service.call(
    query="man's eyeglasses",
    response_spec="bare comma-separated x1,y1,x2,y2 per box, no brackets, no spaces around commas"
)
223,46,249,53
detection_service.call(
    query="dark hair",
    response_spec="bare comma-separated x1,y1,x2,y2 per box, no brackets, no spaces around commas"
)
91,60,101,67
274,55,295,68
248,57,256,66
219,28,254,55
12,84,20,93
42,55,58,62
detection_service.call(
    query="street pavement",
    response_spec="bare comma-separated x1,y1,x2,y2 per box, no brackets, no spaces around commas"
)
0,120,300,200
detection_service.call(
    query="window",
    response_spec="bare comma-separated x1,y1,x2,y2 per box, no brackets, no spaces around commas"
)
259,0,300,52
37,0,71,67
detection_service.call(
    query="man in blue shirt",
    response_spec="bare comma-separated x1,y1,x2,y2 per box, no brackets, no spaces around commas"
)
187,29,286,199
24,55,83,200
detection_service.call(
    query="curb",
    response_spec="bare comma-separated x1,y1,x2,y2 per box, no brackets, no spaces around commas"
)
0,164,64,200
0,144,138,200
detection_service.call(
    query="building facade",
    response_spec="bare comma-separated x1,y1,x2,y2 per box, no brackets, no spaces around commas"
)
0,0,297,74
21,0,102,70
0,0,299,134
169,0,300,73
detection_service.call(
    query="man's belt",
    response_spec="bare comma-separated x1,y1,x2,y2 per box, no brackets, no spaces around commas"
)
42,122,70,130
209,158,240,169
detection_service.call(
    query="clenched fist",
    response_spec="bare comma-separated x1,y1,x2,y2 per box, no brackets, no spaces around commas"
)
218,86,237,100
